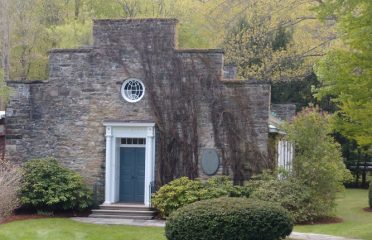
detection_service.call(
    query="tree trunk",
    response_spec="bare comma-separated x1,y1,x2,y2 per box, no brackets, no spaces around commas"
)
74,0,81,20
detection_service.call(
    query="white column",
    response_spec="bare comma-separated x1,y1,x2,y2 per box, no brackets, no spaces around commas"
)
110,136,117,203
104,126,113,204
114,138,120,203
144,126,155,207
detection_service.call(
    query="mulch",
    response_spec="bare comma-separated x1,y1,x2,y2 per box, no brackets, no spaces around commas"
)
298,216,343,225
363,207,372,212
0,214,47,225
0,209,91,225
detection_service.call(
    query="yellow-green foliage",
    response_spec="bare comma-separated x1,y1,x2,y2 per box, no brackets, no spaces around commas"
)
152,176,250,218
369,183,372,208
284,107,352,217
2,0,333,80
0,68,11,102
314,0,372,147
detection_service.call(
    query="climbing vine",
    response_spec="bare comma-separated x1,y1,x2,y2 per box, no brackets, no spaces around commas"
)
131,29,270,187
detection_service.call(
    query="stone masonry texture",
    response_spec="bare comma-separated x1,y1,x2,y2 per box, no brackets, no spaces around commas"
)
5,19,271,201
271,103,296,121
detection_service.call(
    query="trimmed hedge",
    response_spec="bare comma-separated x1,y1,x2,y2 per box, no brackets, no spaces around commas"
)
369,182,372,208
20,158,92,211
165,197,293,240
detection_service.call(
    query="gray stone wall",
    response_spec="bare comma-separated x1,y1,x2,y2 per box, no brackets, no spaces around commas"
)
5,19,271,196
271,104,296,121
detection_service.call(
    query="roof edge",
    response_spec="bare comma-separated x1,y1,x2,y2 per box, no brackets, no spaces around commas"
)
221,79,271,85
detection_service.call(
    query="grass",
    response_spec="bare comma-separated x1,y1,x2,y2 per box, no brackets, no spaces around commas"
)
295,188,372,240
0,189,370,240
0,218,165,240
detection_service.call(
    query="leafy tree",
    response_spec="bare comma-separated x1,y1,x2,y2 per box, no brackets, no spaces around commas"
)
0,0,10,82
224,16,286,80
222,0,335,81
223,15,302,81
271,72,337,112
314,0,372,147
7,0,51,80
0,0,336,81
284,107,352,217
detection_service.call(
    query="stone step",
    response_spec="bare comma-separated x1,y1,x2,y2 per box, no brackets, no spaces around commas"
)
91,209,156,216
89,214,154,220
99,204,155,211
89,204,158,220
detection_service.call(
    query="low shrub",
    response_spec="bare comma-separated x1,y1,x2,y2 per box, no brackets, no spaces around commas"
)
152,176,250,218
369,182,372,208
205,176,251,198
0,162,22,218
20,158,92,212
248,178,315,223
165,197,293,240
152,177,204,217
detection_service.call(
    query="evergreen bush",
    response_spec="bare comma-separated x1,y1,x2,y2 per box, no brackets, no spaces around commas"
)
152,176,250,218
20,158,92,212
248,178,318,223
165,197,293,240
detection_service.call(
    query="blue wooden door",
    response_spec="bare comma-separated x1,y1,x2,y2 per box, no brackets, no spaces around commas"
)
119,147,145,203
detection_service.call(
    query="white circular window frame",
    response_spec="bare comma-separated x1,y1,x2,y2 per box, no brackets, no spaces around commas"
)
120,78,145,103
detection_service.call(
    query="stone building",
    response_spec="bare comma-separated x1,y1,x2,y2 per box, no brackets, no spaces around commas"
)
5,19,284,207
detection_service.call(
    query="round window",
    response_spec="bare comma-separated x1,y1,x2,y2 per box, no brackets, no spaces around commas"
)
121,78,145,103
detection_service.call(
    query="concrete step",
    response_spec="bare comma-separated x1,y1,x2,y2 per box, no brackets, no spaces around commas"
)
89,214,154,220
91,209,156,216
99,204,155,211
89,204,158,220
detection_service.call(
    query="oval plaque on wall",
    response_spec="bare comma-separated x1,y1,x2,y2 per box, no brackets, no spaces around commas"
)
201,149,220,176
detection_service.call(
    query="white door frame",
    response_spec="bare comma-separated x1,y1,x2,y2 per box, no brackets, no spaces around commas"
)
103,121,156,207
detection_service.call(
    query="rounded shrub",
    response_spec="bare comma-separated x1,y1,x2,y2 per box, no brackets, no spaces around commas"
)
152,176,251,218
20,158,92,211
152,177,204,217
165,197,293,240
248,178,315,223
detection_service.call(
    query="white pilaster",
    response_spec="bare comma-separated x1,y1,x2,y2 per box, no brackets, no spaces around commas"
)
104,126,113,204
114,138,120,202
144,126,155,207
110,136,117,202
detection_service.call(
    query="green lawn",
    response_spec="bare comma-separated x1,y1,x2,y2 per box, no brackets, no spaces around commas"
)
0,218,165,240
0,189,370,240
295,189,372,240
